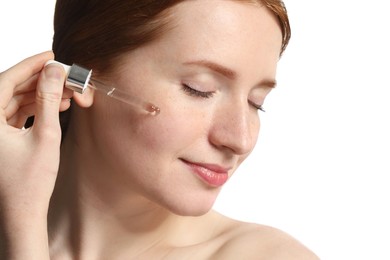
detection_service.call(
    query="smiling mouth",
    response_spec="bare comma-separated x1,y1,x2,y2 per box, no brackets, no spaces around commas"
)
180,159,230,187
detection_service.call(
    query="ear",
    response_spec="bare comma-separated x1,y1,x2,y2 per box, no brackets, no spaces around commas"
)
72,87,95,108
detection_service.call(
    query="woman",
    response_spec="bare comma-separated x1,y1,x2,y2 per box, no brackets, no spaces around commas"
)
0,0,318,259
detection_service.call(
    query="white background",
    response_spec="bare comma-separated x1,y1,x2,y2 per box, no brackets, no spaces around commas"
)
1,1,389,259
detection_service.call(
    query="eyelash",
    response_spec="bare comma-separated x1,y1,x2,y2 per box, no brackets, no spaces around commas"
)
249,101,266,112
181,83,215,98
181,83,266,112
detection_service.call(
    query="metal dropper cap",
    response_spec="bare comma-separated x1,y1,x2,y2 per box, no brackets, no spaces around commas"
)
65,64,92,94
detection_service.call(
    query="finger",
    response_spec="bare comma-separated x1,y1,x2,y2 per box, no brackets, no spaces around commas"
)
5,90,36,120
0,51,54,87
5,88,73,120
59,98,72,112
13,67,74,96
13,73,39,96
7,98,71,129
32,63,66,136
0,51,54,108
6,102,36,128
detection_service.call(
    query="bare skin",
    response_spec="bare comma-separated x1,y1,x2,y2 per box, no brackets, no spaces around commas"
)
0,1,318,259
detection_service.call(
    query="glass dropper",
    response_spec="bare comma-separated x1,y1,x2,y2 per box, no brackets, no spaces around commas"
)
45,60,160,116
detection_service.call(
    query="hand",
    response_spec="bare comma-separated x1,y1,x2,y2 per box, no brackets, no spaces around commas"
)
0,51,72,259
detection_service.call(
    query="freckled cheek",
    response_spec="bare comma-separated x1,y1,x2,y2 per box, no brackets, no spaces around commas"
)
133,107,206,152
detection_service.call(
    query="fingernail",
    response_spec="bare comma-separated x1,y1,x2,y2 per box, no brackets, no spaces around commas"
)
45,64,63,80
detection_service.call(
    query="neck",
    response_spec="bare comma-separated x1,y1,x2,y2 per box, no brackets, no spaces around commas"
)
48,124,188,259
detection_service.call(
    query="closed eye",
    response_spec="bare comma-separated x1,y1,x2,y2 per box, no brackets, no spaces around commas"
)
182,83,266,112
248,100,266,112
181,83,215,98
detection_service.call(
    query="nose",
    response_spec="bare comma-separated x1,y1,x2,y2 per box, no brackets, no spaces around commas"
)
208,100,259,155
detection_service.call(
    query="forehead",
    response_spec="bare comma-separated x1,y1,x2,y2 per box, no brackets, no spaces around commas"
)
156,0,282,77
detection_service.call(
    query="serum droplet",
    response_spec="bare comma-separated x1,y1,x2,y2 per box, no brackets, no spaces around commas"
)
146,104,160,116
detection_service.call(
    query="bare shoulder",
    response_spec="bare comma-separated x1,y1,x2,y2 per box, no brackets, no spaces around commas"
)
210,215,319,260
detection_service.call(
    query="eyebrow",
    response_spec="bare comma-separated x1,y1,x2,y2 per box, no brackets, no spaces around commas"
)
182,59,277,88
183,60,237,80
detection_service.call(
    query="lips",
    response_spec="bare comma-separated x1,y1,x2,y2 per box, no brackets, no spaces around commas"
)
181,159,231,187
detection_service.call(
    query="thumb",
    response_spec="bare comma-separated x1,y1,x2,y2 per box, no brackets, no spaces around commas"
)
32,63,66,137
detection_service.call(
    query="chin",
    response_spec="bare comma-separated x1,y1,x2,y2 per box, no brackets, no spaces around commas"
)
159,191,219,217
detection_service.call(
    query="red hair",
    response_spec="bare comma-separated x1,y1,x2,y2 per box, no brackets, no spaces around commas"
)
53,0,290,74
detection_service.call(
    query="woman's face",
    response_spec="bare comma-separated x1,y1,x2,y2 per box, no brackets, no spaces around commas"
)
85,0,282,216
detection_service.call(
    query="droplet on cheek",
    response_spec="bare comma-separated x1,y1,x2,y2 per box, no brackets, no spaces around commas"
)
146,104,161,116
